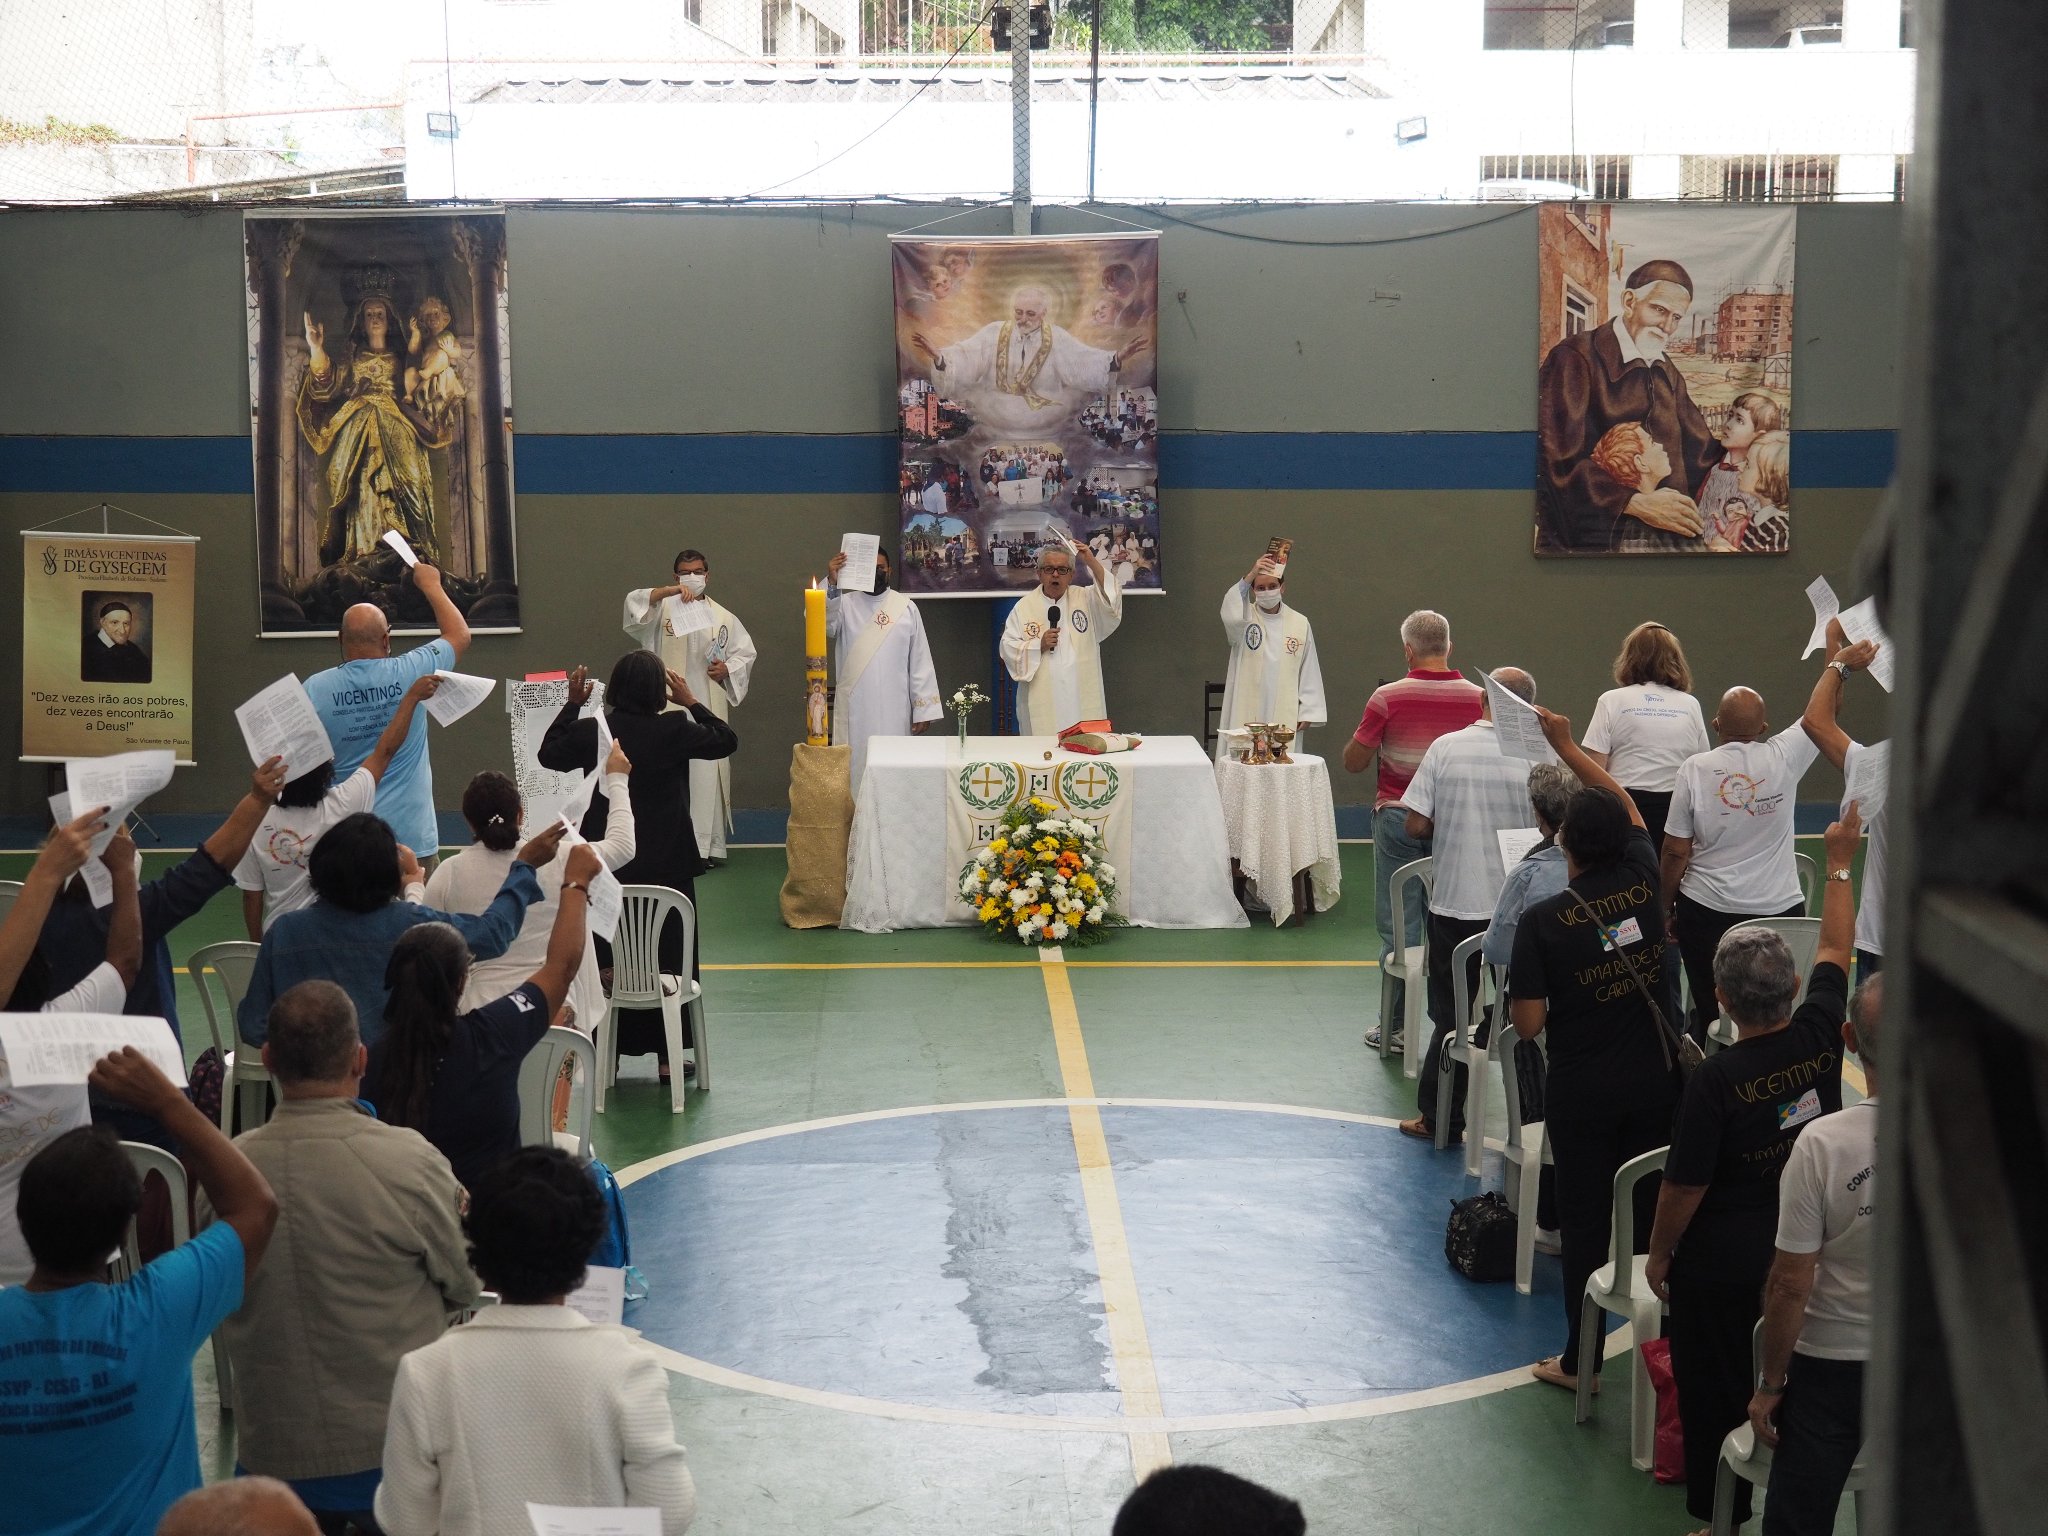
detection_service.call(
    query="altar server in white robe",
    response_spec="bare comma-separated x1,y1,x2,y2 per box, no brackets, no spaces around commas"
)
622,547,756,862
1216,555,1328,757
825,546,943,793
911,285,1153,437
1000,540,1124,735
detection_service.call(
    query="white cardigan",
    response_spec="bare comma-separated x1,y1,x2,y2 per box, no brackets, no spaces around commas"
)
375,1305,696,1536
423,774,634,1035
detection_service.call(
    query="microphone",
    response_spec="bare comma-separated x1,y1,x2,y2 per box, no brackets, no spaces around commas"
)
1047,604,1062,629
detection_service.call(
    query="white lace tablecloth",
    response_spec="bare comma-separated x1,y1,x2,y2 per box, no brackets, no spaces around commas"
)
842,734,1248,932
1212,752,1342,927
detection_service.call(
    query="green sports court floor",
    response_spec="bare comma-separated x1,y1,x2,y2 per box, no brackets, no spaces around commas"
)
5,840,1862,1534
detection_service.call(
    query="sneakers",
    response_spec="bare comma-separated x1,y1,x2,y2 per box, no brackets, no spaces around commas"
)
1364,1025,1405,1051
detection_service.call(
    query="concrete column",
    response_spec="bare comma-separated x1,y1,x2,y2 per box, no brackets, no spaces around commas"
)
1631,153,1683,198
1842,0,1905,50
1633,0,1684,52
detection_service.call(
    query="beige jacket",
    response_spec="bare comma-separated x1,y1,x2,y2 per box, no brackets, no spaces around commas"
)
204,1096,480,1479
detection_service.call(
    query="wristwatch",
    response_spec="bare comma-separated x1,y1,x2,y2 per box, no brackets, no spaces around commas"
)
1828,869,1854,884
1756,1374,1786,1395
1829,660,1852,679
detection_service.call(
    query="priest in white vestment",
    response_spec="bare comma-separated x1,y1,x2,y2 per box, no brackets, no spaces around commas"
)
1216,555,1328,758
825,546,943,793
622,547,756,861
911,286,1153,436
1000,541,1124,735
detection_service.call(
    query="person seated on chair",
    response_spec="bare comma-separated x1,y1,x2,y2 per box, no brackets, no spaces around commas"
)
158,1476,320,1536
425,754,635,1036
1113,1464,1304,1536
1508,708,1681,1396
1747,976,1882,1536
1645,805,1859,1536
1481,761,1578,970
364,842,602,1191
0,1048,277,1536
1,817,143,1286
239,813,561,1053
214,981,478,1535
376,1146,698,1536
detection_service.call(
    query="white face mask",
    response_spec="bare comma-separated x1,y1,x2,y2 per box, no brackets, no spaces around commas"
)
1255,590,1284,614
677,572,707,596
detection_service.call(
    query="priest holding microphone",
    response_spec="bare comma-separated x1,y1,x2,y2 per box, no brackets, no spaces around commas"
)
1000,537,1124,734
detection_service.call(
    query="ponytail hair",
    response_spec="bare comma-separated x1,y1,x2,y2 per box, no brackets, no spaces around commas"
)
461,771,523,852
379,923,470,1132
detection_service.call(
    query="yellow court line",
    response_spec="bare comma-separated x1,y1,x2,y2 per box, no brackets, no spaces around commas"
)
1040,956,1174,1482
693,959,1376,972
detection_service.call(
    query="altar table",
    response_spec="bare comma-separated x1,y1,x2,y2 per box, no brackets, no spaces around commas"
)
1212,752,1343,927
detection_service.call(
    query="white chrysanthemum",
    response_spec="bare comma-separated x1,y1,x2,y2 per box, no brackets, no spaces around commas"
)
1088,904,1106,923
975,847,993,865
1048,920,1070,940
1081,855,1095,869
1099,864,1116,880
1009,888,1029,908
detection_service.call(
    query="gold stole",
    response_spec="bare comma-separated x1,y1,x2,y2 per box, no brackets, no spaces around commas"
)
994,322,1056,409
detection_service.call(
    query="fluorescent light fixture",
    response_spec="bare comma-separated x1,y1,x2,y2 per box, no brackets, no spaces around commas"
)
1395,116,1428,144
427,112,460,140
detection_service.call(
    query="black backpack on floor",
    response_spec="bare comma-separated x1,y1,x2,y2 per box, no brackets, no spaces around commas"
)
1445,1191,1517,1283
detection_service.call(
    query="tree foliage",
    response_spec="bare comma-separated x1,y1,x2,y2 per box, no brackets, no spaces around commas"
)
1056,0,1292,53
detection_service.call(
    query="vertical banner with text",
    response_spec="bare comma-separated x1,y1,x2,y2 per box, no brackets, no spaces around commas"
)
20,534,198,762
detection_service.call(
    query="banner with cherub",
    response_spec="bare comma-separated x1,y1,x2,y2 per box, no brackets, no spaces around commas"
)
892,233,1161,596
245,212,519,634
1535,204,1796,557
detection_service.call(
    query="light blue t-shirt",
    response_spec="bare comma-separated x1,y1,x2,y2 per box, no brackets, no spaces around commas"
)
305,639,455,856
0,1222,244,1536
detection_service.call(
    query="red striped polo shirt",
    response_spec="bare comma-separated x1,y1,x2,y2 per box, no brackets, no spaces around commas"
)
1352,669,1485,809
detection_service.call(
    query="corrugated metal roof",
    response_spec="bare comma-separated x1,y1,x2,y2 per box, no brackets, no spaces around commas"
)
470,70,1389,106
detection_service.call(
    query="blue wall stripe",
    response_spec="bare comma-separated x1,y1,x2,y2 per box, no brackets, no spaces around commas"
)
1,429,1897,497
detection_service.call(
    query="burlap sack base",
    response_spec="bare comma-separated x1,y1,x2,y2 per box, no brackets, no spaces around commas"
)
779,742,853,928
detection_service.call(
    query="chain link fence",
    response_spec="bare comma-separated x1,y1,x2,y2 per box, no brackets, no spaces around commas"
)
0,2,1911,205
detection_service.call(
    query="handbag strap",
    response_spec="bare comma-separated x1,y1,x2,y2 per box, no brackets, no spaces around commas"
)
1563,885,1686,1072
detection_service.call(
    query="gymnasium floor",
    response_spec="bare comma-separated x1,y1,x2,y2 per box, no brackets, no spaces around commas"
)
10,840,1864,1534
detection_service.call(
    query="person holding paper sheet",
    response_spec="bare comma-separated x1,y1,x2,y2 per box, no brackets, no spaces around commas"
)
0,804,111,1009
365,844,602,1190
427,751,635,1038
1662,686,1822,1043
825,546,943,793
622,549,756,864
306,560,472,868
1216,554,1327,758
1802,618,1887,976
239,815,558,1053
540,654,737,1082
237,674,442,938
1000,540,1124,734
0,1047,277,1536
209,980,478,1532
375,1146,698,1536
1397,667,1542,1144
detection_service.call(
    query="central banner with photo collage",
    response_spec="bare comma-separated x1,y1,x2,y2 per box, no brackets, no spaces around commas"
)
891,233,1161,597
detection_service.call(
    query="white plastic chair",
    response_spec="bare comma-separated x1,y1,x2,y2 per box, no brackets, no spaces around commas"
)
187,940,270,1135
1712,1320,1870,1534
1375,856,1433,1078
520,1025,597,1159
1575,1144,1671,1471
603,884,706,1114
113,1142,234,1411
1794,851,1819,915
1708,917,1824,1049
1433,934,1498,1150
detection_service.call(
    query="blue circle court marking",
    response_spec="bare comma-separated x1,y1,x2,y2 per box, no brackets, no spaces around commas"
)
617,1099,1587,1435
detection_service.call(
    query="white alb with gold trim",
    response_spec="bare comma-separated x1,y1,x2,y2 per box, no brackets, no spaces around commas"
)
1000,569,1124,735
829,584,942,795
1217,580,1327,758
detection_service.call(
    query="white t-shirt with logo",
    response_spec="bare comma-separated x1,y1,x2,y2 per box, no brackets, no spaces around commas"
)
1776,1097,1878,1360
233,766,379,930
1666,724,1820,913
1843,741,1888,957
1582,684,1711,793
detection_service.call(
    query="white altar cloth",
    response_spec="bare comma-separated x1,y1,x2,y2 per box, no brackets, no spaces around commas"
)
1213,752,1343,927
842,734,1248,932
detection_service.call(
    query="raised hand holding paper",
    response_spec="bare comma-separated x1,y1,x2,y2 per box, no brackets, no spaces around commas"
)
424,671,496,725
0,1014,187,1088
1803,575,1839,658
662,593,715,637
837,531,880,594
1844,739,1890,826
526,1505,660,1536
381,528,420,567
1837,597,1895,691
1482,673,1554,762
583,865,623,943
236,674,333,771
65,750,175,859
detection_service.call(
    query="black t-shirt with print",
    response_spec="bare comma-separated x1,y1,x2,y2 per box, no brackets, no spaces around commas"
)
1666,961,1849,1285
1509,825,1680,1115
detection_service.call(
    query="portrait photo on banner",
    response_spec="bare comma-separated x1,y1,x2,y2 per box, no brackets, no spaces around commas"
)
245,212,519,635
1535,203,1796,557
892,233,1160,596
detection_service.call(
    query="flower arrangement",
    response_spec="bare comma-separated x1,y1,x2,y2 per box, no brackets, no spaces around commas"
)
948,683,991,746
959,797,1119,946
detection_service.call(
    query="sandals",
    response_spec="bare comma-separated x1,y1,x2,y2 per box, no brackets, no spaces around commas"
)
1531,1356,1598,1394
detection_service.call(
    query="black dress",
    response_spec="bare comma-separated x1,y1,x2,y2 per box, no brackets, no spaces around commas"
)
539,698,739,1058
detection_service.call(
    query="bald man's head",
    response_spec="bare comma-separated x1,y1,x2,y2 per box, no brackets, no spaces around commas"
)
338,603,391,660
1482,667,1536,718
157,1477,319,1536
1713,687,1767,740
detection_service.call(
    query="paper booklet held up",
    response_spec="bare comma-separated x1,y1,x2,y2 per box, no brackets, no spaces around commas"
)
381,529,420,567
838,531,880,594
1059,720,1140,755
424,671,496,726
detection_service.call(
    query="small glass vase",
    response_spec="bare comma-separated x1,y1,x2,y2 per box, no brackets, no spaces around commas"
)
956,712,970,749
